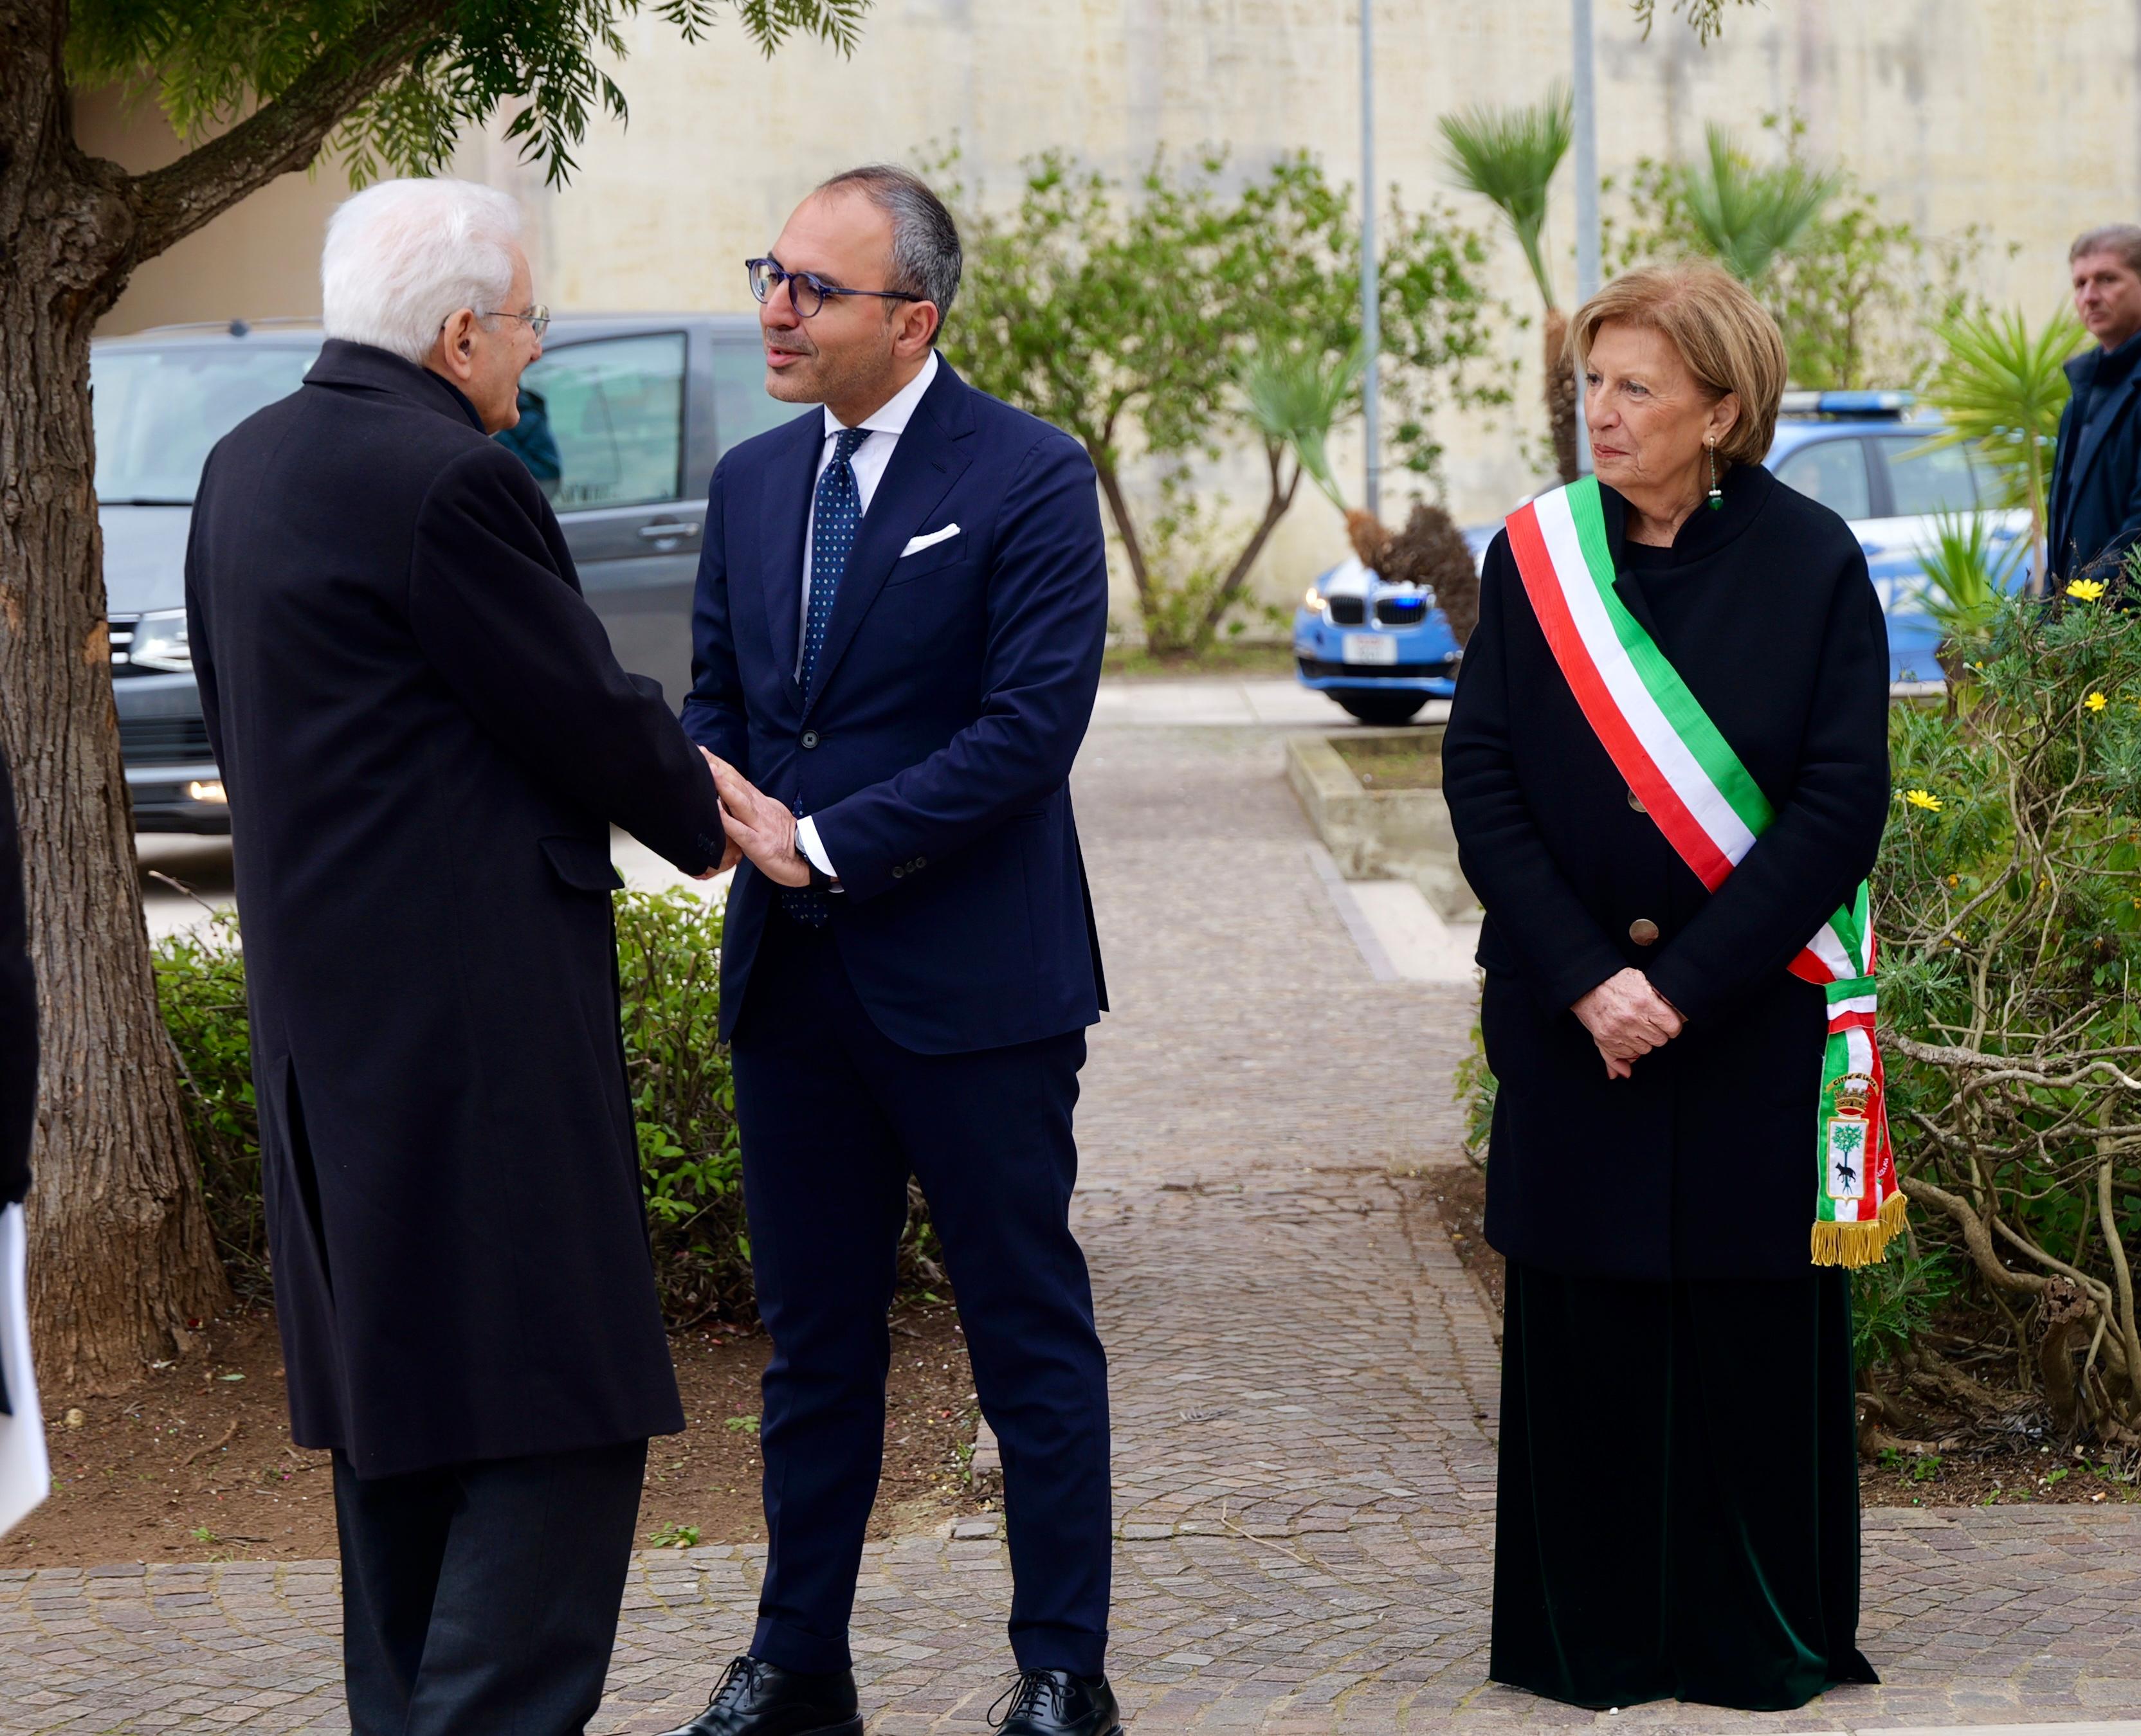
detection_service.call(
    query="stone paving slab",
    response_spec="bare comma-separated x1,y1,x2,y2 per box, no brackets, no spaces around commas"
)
14,720,2141,1733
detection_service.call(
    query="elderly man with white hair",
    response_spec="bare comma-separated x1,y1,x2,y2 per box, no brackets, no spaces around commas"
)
185,177,731,1736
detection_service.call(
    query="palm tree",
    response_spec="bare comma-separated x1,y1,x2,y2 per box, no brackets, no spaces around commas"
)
1920,306,2086,588
1679,124,1839,284
1439,87,1578,483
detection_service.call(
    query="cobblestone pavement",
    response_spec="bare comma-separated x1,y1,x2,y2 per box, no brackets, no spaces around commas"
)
10,714,2141,1734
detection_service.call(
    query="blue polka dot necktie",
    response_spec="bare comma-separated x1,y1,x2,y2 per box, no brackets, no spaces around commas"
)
783,425,871,927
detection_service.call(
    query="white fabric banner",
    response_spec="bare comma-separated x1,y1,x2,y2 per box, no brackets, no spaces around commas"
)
0,1201,51,1537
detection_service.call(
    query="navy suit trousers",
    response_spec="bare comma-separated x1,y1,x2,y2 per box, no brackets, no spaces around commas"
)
732,908,1111,1677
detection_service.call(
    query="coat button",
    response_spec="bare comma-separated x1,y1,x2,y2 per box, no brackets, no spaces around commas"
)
800,730,819,750
1627,788,1647,814
1628,918,1661,946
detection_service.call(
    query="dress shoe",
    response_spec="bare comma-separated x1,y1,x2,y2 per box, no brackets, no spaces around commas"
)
656,1654,862,1736
988,1668,1122,1736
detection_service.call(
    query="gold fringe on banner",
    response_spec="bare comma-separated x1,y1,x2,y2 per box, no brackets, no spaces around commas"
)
1810,1190,1909,1269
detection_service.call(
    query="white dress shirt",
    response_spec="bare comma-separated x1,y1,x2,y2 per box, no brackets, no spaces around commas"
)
795,350,940,882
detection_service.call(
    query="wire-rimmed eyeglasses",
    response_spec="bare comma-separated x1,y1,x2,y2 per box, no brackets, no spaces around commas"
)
747,257,924,320
480,304,551,338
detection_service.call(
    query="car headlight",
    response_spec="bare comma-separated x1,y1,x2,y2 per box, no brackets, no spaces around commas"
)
130,608,193,674
1302,588,1328,615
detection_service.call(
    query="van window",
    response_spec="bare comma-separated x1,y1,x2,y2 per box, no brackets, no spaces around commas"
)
710,341,801,455
514,332,686,509
93,344,320,504
1773,439,1871,520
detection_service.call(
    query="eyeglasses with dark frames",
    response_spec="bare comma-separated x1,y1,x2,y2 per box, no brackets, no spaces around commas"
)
747,257,924,320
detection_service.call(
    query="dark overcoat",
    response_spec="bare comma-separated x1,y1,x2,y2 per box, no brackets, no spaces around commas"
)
1442,465,1891,1281
186,341,727,1478
0,750,33,1209
2047,341,2141,588
683,359,1107,1054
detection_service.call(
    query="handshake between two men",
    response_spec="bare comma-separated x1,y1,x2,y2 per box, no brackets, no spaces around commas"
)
695,752,812,890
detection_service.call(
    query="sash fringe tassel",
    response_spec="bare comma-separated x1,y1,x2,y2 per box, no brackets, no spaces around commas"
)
1810,1190,1909,1269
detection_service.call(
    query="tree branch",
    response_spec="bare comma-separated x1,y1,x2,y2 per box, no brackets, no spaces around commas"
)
122,0,444,266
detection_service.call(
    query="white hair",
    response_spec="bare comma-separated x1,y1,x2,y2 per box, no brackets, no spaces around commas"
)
320,178,524,365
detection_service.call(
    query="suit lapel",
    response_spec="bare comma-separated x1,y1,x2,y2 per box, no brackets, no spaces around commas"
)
2067,368,2141,505
803,365,976,718
760,416,821,694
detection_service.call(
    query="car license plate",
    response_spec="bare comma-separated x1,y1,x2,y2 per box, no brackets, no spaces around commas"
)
1341,633,1398,666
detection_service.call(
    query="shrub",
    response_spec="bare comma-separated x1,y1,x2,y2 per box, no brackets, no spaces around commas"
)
154,887,940,1326
1875,593,2141,1444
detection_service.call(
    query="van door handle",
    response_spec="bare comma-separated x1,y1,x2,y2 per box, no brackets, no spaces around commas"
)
637,521,700,541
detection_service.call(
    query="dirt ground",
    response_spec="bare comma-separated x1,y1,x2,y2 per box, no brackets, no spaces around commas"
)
1425,1162,2141,1511
1,1300,979,1568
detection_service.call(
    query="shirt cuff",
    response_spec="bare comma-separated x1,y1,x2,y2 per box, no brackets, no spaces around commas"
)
796,816,837,882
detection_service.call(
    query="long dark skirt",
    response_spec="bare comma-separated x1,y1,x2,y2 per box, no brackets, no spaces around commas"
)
1490,1260,1877,1712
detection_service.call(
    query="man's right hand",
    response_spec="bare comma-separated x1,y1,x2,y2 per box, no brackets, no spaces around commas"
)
1571,968,1684,1080
699,749,811,888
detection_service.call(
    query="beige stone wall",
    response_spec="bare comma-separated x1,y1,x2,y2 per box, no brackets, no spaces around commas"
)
80,91,352,335
477,0,2140,634
87,3,2141,633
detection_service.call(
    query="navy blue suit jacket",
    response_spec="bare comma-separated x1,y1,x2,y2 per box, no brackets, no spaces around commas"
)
683,357,1109,1054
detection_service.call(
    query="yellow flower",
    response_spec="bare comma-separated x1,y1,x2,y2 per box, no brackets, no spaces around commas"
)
2068,579,2108,602
1905,788,1944,811
2086,691,2109,712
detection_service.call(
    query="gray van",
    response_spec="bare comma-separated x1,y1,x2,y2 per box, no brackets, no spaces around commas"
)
94,313,787,831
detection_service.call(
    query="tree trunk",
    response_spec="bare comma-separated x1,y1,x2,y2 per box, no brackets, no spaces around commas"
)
1,8,232,1389
1089,448,1167,651
1544,307,1580,485
1194,442,1300,649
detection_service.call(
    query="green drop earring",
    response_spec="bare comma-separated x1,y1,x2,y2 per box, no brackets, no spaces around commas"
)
1706,440,1724,510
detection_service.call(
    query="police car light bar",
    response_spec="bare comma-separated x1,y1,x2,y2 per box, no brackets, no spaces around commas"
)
1778,389,1913,418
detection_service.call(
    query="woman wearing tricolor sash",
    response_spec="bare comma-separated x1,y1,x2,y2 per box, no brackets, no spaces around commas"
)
1443,262,1892,1713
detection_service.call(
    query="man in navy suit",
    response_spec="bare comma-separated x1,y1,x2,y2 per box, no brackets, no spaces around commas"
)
662,168,1118,1736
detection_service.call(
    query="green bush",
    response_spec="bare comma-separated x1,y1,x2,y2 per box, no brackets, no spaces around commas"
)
154,886,940,1325
1874,593,2141,1440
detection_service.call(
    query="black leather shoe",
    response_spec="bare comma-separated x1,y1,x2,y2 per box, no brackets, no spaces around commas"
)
989,1668,1122,1736
656,1654,862,1736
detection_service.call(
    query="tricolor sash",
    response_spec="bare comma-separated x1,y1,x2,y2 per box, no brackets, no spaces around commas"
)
1504,476,1904,1267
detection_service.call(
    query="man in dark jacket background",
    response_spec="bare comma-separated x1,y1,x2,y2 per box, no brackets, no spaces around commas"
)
186,177,729,1736
2048,224,2141,592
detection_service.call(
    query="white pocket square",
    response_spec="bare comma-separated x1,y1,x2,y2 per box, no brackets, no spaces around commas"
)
899,523,961,559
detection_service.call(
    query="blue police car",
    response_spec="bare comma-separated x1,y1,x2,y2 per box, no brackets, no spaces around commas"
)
1291,390,2027,723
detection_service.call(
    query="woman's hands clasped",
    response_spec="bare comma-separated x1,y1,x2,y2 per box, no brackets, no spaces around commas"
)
1571,968,1684,1080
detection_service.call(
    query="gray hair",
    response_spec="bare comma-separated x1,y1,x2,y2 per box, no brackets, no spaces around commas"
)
321,177,523,365
816,165,961,334
2070,223,2141,275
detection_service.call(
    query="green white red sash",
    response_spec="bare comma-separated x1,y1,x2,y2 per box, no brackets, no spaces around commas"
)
1504,476,1904,1268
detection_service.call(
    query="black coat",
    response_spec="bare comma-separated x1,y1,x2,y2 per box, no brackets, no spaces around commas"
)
2047,339,2141,588
186,342,727,1478
1443,465,1891,1281
0,750,34,1209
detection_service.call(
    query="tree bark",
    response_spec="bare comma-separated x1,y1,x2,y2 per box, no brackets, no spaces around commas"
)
1544,307,1580,485
1,0,232,1387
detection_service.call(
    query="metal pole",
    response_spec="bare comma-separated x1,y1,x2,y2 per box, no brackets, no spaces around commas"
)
1571,0,1600,473
1360,0,1381,522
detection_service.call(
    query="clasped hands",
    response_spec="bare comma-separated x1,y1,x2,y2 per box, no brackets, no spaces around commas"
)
1571,968,1684,1081
697,748,812,887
